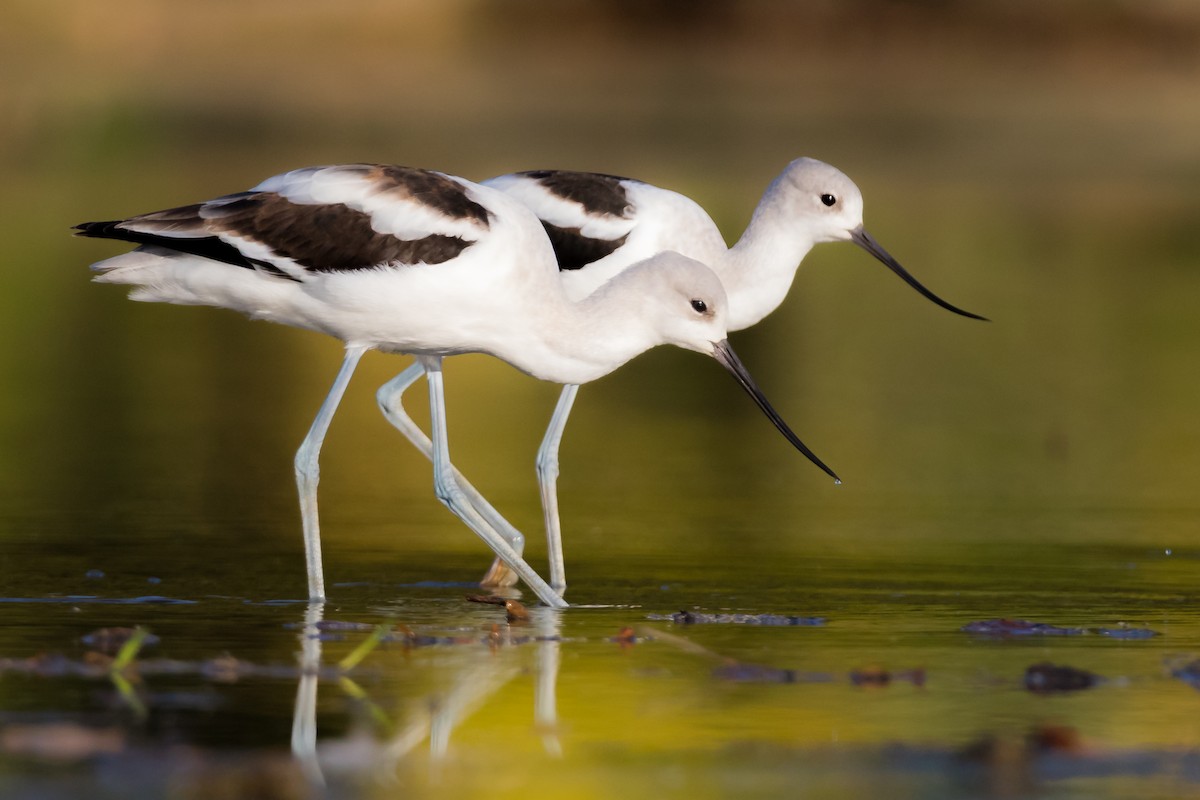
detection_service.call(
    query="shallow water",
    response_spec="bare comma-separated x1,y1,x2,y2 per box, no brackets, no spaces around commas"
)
2,504,1198,799
4,4,1200,797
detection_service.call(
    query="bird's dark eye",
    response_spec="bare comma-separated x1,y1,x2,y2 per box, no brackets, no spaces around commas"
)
690,299,707,314
820,193,837,207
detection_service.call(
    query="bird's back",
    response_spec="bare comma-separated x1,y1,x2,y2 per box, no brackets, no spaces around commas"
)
484,170,729,300
79,164,565,350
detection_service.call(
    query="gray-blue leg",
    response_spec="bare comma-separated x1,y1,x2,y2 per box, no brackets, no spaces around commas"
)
295,346,366,601
535,384,578,592
377,364,526,587
419,357,566,608
476,383,578,594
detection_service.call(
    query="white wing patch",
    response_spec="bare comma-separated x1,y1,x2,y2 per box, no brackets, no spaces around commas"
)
258,164,489,244
484,173,635,242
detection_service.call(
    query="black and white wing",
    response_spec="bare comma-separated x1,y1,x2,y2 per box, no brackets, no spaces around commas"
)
482,170,640,271
483,169,729,283
75,164,494,282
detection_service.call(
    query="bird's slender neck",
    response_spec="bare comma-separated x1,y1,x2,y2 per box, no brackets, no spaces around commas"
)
500,271,662,387
719,180,818,332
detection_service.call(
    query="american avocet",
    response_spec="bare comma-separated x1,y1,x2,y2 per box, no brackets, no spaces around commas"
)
75,163,834,609
377,157,986,592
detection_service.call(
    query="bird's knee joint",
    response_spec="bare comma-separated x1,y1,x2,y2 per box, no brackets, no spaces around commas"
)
433,475,463,508
375,385,399,416
294,453,320,485
535,455,560,482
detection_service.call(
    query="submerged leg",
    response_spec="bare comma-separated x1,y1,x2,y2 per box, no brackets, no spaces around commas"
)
295,346,366,602
377,364,526,588
533,608,564,758
291,602,325,786
479,383,579,593
421,356,566,608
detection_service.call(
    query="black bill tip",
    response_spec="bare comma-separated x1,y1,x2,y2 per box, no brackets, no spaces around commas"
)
711,340,840,484
850,227,989,322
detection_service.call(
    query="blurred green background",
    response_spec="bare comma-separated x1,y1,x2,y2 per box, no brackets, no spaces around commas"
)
2,1,1200,796
3,0,1197,584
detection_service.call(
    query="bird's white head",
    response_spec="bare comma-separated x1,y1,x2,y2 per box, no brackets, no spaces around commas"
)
622,252,733,357
777,157,866,245
774,157,989,321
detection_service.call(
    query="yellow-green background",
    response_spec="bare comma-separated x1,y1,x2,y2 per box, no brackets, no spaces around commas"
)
1,2,1199,798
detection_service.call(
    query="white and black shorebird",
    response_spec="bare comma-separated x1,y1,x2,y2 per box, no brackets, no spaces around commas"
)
376,157,987,592
75,163,836,609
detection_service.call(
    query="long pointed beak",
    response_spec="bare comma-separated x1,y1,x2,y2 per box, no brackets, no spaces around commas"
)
711,339,840,484
850,227,988,321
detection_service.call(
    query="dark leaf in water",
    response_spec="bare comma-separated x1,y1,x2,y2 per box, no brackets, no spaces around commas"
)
649,610,826,626
850,666,927,688
713,661,798,683
1025,662,1098,693
850,665,891,686
963,619,1085,636
964,618,1159,638
282,620,376,632
1095,626,1160,639
712,661,842,684
1167,658,1200,689
465,595,510,606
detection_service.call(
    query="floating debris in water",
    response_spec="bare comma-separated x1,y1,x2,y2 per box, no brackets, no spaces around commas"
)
383,627,475,648
0,596,194,605
648,610,826,626
850,665,927,688
282,619,377,641
81,627,161,655
957,723,1089,789
465,594,510,606
963,619,1083,636
290,619,378,632
710,661,925,686
1095,624,1160,640
84,570,105,580
1025,723,1086,754
610,627,642,647
0,651,357,682
464,594,537,627
504,599,529,623
0,722,125,762
962,619,1159,638
712,662,806,683
1024,662,1099,693
1166,657,1200,690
